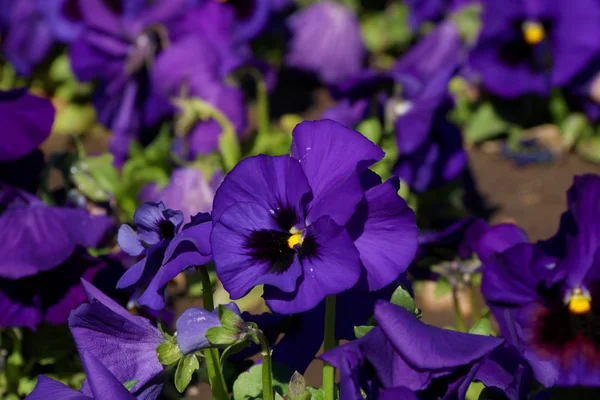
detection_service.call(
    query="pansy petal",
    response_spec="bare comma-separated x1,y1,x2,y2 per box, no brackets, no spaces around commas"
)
265,216,362,314
80,351,137,399
212,202,301,298
176,307,221,355
116,241,168,289
477,223,529,265
375,301,503,369
117,224,144,256
349,178,418,291
212,155,311,224
291,119,384,225
26,375,89,400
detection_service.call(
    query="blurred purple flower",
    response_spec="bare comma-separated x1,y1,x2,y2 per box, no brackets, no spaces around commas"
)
69,281,164,399
321,301,531,400
469,0,600,98
285,2,366,85
406,0,476,30
69,0,187,164
480,174,600,387
211,119,417,314
27,351,137,400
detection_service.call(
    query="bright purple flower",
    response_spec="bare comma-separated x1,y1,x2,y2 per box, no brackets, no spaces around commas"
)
321,301,530,400
144,167,222,224
405,0,476,30
480,174,600,387
118,203,212,310
69,0,187,164
211,119,418,314
469,0,600,98
69,281,164,399
176,302,241,355
36,0,83,43
285,2,366,85
27,351,137,400
0,89,54,162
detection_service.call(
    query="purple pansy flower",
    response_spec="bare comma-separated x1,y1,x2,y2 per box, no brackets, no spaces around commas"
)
211,119,418,314
321,301,531,400
405,0,476,30
285,2,366,85
118,203,213,310
69,0,187,164
27,351,137,400
69,281,164,399
176,302,241,355
480,174,600,387
469,0,600,98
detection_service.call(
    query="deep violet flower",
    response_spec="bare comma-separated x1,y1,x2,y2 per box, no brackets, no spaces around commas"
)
469,0,600,98
27,351,137,400
405,0,476,30
285,2,366,85
479,174,600,387
142,167,222,224
69,0,187,164
321,301,531,400
69,281,164,399
211,119,418,314
118,203,213,310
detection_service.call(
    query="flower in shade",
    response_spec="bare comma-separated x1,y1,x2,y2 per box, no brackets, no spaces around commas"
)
142,167,222,224
469,0,600,98
321,301,532,400
69,0,187,164
405,0,476,30
479,174,600,387
285,2,366,85
69,280,164,399
176,302,241,355
211,119,418,314
389,20,468,192
118,203,213,310
27,351,137,400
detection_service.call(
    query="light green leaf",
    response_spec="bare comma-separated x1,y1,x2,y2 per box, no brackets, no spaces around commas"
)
353,325,375,339
232,363,290,400
576,136,600,164
390,285,417,314
174,354,200,393
469,318,492,336
357,118,383,144
465,103,510,144
157,340,182,366
435,278,452,298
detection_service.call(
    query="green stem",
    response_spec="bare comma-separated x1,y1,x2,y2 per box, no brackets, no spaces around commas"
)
251,69,270,139
469,284,481,322
254,329,274,400
323,295,338,400
198,266,228,400
452,286,467,332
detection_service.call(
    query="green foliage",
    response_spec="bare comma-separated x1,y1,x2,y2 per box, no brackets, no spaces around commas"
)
450,4,482,44
390,285,417,314
52,104,97,136
357,118,383,144
206,326,242,347
435,278,452,298
354,325,375,339
174,353,200,393
232,363,291,400
123,379,139,391
71,153,119,202
361,3,411,53
469,318,493,336
157,337,183,366
464,103,511,144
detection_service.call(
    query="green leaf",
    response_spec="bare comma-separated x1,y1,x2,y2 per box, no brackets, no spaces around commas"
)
123,379,139,391
232,363,291,400
561,113,593,149
469,318,492,336
156,339,183,366
465,103,510,144
52,103,97,136
71,154,119,202
356,118,383,144
307,387,325,400
354,325,375,339
144,124,172,164
390,285,417,314
435,278,452,298
205,326,240,346
288,371,307,400
450,4,482,44
220,340,251,364
576,136,600,164
174,353,200,393
218,127,242,172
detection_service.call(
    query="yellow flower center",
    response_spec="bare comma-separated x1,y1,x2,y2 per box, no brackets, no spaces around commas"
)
568,287,592,315
287,232,303,249
522,21,545,45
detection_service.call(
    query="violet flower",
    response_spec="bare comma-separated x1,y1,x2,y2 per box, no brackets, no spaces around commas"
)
469,0,600,98
118,203,213,310
480,174,600,387
285,2,366,85
27,351,137,400
211,119,418,314
405,0,476,30
69,0,187,164
321,301,531,399
69,280,164,399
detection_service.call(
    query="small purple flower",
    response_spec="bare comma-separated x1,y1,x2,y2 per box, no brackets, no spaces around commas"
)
285,2,366,85
69,280,165,399
118,203,213,310
27,351,137,400
211,119,418,314
321,301,531,399
469,0,600,98
176,302,241,355
480,174,600,387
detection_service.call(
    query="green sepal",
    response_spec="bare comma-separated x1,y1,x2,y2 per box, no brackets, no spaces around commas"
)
206,326,241,347
123,379,139,391
220,340,251,365
174,353,200,393
156,338,183,366
218,304,245,330
390,285,417,314
469,318,493,336
353,325,375,339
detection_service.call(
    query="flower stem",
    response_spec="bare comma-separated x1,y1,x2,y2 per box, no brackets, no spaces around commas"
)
253,329,274,400
250,68,270,139
323,295,338,400
469,284,481,322
198,266,228,400
452,286,467,332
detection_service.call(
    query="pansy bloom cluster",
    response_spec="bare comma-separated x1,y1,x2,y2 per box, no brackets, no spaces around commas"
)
2,0,600,399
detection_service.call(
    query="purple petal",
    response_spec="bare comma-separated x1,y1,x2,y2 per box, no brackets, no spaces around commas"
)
175,307,221,354
26,375,89,400
117,224,144,256
80,351,137,399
